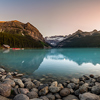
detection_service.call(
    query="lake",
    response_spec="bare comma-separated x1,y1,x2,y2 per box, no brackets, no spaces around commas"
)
0,48,100,83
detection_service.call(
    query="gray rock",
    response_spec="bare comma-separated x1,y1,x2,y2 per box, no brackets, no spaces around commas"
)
49,86,61,93
40,96,49,100
3,78,15,87
25,81,35,90
79,81,84,86
63,95,79,100
49,81,62,93
30,98,42,100
27,91,38,99
74,89,80,96
55,93,61,99
39,86,48,96
6,75,13,79
31,88,38,93
33,81,41,87
0,68,5,73
79,92,100,100
46,93,55,100
91,83,100,94
1,75,6,80
0,83,11,97
79,83,88,93
13,94,29,100
97,76,100,82
67,83,76,89
19,88,29,94
51,81,58,87
60,88,70,97
14,78,24,88
16,74,23,77
38,84,48,91
22,78,31,83
83,75,90,80
71,78,79,84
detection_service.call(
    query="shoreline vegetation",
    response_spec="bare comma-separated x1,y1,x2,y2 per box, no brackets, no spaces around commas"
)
0,67,100,100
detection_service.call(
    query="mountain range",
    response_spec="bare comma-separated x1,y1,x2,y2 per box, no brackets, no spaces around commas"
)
0,20,48,48
45,30,100,48
0,20,100,48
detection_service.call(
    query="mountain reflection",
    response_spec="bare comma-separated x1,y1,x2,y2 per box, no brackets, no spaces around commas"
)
0,49,47,74
0,48,100,76
46,48,100,65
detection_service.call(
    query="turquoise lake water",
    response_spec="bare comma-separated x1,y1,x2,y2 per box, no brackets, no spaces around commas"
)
0,48,100,82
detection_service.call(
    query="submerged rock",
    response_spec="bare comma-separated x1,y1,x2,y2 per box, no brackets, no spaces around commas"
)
71,78,79,84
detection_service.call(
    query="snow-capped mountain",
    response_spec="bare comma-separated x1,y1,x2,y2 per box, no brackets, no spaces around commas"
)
45,35,68,46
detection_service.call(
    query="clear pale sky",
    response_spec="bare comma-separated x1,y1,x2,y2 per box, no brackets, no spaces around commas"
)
1,0,100,37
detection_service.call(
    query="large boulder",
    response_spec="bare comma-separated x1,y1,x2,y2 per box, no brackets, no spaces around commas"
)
0,83,11,97
79,92,100,100
60,88,70,97
13,94,29,100
14,78,24,88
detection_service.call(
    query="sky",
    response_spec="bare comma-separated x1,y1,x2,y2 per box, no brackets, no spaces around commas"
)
1,0,100,37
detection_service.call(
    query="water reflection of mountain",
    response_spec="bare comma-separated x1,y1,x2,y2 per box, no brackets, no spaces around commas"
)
46,48,100,65
0,49,47,74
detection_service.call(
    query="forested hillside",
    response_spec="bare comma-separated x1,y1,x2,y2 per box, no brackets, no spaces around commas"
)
0,32,46,48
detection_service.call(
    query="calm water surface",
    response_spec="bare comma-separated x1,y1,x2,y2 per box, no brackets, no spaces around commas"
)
0,48,100,82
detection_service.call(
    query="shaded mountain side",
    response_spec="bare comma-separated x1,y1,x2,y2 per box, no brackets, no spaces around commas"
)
0,20,44,41
57,30,100,48
0,32,48,48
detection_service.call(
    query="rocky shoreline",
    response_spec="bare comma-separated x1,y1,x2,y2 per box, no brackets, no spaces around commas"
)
0,67,100,100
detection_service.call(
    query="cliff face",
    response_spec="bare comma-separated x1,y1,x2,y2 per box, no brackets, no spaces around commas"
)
0,20,44,41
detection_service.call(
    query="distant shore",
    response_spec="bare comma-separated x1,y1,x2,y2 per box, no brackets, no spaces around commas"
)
0,67,100,100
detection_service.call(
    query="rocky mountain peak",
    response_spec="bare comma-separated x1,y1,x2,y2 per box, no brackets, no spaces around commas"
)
0,20,44,41
75,30,83,34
